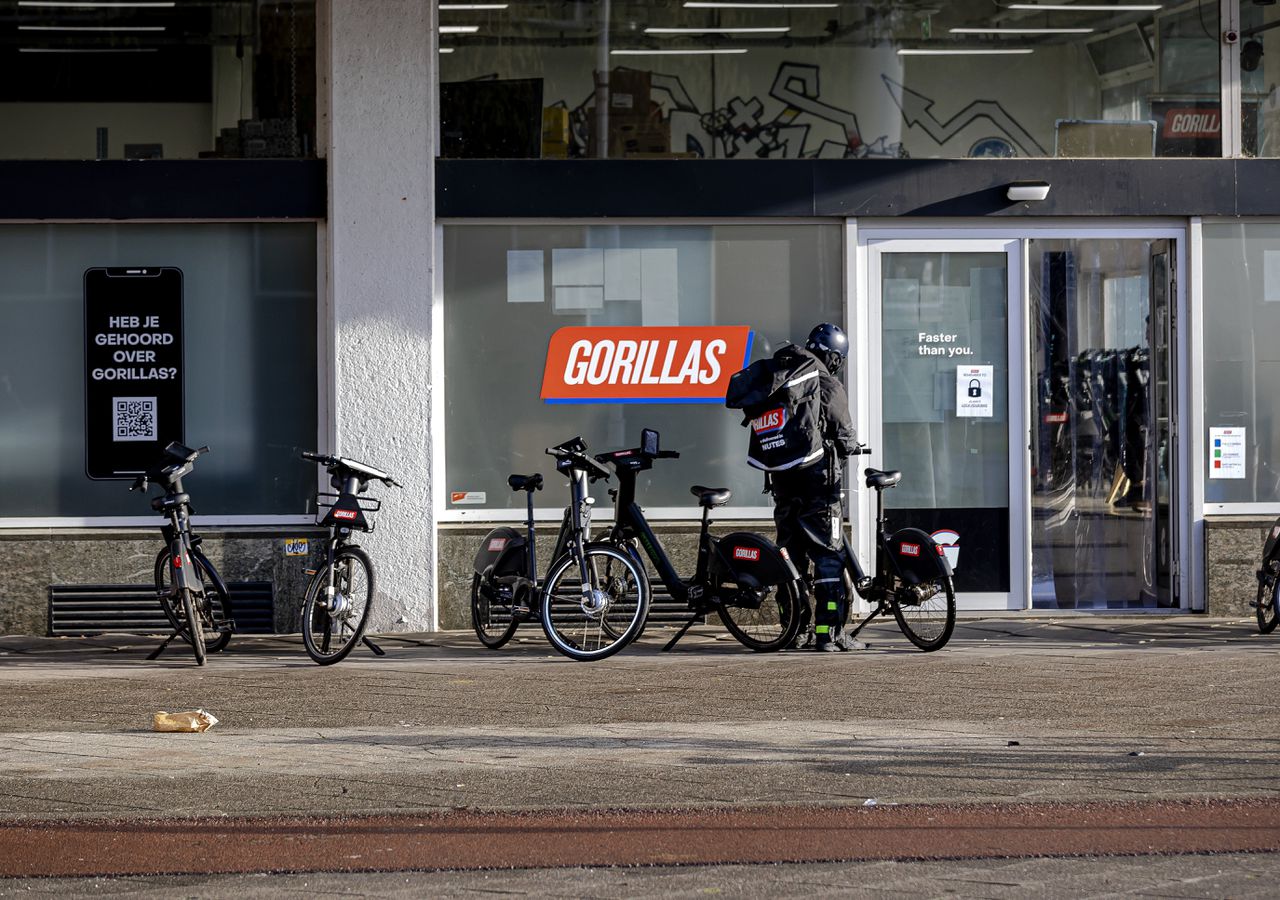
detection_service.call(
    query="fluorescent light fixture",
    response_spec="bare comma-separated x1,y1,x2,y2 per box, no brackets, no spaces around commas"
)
1006,4,1162,10
612,48,749,55
440,25,480,34
950,27,1094,34
1007,181,1051,202
684,2,837,8
18,1,175,6
439,3,508,8
898,48,1035,55
20,46,160,52
645,26,791,34
20,25,167,31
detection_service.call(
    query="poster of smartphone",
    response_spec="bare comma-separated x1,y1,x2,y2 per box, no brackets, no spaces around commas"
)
84,267,184,480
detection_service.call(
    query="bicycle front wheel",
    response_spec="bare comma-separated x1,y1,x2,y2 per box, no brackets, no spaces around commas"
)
540,544,649,662
891,575,957,652
717,578,802,652
1258,568,1280,634
302,547,375,665
180,588,206,666
471,573,520,649
154,548,232,654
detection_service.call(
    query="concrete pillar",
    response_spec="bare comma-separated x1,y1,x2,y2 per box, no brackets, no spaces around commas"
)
319,0,437,630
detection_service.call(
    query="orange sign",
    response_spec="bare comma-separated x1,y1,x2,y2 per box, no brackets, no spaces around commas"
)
541,326,754,404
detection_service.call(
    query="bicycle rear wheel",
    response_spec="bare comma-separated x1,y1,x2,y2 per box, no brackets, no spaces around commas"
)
717,578,802,652
154,548,231,654
471,573,521,649
302,547,375,665
1258,568,1280,634
890,575,956,652
540,544,648,662
180,588,206,666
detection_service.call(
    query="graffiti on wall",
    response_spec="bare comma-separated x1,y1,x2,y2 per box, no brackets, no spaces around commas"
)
881,76,1046,158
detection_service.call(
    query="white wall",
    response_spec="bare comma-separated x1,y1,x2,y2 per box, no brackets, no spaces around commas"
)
0,103,212,159
321,0,437,630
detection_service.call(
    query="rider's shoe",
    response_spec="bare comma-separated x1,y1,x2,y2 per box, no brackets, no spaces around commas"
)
786,629,815,651
816,628,868,652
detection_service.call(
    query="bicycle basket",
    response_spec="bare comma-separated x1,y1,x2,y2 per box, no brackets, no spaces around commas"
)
315,491,381,532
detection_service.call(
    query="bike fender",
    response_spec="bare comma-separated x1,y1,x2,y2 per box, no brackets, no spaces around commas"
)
1263,517,1280,562
887,527,952,585
714,532,799,585
473,527,527,576
190,546,230,599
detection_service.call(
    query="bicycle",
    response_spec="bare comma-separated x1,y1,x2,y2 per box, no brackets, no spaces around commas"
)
1253,516,1280,634
594,428,804,653
477,436,648,661
300,451,401,665
131,442,234,666
835,445,957,652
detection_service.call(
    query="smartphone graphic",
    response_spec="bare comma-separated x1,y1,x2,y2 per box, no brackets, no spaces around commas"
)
84,267,185,480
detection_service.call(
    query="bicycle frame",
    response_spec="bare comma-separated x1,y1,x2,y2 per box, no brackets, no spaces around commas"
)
607,465,698,605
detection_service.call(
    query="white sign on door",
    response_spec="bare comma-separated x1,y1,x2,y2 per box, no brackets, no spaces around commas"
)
956,365,994,418
1209,427,1246,479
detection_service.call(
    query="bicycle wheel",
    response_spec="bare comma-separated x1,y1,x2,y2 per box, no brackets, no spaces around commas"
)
180,588,206,666
891,575,957,652
302,546,375,665
154,549,232,654
540,544,649,662
471,573,520,649
1258,567,1280,634
717,578,803,652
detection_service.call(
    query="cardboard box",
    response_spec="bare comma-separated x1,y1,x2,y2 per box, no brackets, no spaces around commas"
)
595,68,651,115
588,119,670,158
542,107,570,157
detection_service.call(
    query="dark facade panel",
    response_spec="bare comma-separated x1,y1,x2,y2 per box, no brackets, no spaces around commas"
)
0,161,327,220
438,159,1276,219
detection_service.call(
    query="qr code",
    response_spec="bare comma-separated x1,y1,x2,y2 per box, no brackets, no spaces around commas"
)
113,397,157,442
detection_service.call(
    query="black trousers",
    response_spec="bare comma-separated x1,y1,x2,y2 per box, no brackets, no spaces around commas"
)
771,466,848,635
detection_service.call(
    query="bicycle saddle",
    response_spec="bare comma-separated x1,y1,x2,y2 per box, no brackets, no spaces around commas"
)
691,485,732,508
864,468,902,490
508,473,543,492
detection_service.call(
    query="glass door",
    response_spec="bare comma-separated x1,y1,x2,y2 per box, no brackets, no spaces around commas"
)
1027,238,1178,609
867,240,1025,610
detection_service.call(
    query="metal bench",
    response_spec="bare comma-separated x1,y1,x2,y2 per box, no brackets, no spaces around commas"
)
47,582,275,637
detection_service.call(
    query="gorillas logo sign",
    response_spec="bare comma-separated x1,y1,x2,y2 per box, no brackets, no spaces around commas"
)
541,326,753,404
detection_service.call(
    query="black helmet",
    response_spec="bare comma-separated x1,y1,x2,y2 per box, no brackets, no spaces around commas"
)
805,323,848,376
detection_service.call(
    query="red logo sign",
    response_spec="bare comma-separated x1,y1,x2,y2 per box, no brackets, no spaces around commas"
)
900,542,920,557
488,538,508,552
1162,109,1220,138
733,546,761,562
541,326,753,404
1043,412,1068,424
750,407,786,435
333,509,358,521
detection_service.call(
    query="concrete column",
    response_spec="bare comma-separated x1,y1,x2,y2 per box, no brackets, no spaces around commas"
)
319,0,437,630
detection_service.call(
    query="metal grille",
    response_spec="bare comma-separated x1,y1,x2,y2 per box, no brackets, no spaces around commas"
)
47,583,274,637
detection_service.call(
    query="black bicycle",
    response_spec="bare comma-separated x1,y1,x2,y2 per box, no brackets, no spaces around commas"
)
595,429,804,653
300,452,400,665
1254,516,1280,634
836,445,957,652
131,442,234,666
474,437,649,661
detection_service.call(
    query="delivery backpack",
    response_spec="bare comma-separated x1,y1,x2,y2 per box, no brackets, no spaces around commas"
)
725,351,825,472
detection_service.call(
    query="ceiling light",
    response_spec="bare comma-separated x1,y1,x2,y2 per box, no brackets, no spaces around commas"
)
1005,4,1163,10
440,25,480,34
950,27,1094,34
438,3,508,8
18,1,175,6
645,26,791,34
684,2,838,9
898,48,1035,55
20,46,160,52
612,48,749,55
20,25,167,31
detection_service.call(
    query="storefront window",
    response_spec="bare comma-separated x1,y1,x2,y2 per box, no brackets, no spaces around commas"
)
0,224,317,517
442,224,842,514
0,1,315,159
1243,3,1280,157
1203,222,1280,504
438,1,1217,160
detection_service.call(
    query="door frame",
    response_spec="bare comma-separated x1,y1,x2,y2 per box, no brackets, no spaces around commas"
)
851,221,1190,612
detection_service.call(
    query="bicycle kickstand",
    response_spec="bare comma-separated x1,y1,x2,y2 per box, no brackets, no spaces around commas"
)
362,635,386,656
661,616,698,652
146,628,183,661
845,605,883,642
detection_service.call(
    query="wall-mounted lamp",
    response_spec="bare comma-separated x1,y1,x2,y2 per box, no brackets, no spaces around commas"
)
1006,181,1051,202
